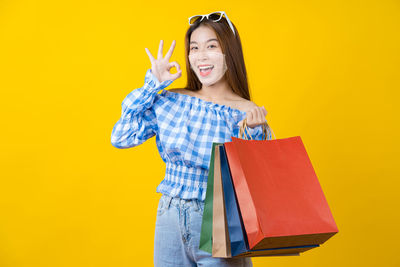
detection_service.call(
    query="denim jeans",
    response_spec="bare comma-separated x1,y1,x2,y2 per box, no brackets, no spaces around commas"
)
154,194,253,267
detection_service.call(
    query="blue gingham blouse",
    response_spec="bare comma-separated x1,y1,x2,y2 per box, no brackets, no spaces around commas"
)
111,69,269,201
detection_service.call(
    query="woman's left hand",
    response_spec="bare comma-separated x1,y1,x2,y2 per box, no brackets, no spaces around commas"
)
238,106,268,128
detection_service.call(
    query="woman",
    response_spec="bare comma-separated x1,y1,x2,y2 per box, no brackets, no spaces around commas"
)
111,11,269,267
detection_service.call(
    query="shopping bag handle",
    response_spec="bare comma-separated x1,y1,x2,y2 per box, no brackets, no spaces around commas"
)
239,118,276,140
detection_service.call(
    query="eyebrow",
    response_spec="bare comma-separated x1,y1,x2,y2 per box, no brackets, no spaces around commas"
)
190,38,218,45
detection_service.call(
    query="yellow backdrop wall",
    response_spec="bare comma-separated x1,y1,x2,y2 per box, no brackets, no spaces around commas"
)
1,0,399,266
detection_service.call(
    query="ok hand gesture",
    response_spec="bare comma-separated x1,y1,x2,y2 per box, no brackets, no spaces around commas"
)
145,40,182,83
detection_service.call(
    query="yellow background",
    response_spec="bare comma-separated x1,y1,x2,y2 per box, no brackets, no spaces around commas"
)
1,0,399,266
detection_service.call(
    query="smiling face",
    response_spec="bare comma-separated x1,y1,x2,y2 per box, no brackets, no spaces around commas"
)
188,25,228,86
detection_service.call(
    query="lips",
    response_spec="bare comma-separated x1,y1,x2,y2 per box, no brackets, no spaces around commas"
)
198,65,214,77
199,66,214,77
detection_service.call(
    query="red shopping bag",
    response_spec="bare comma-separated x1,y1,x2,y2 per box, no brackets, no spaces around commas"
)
224,118,338,250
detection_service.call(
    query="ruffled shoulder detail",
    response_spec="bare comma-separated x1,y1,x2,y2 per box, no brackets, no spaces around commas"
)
158,89,270,139
161,90,247,119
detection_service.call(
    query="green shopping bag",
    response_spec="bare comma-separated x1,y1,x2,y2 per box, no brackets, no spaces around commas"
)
199,142,222,253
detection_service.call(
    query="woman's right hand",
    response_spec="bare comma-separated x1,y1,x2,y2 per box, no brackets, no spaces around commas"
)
145,40,182,83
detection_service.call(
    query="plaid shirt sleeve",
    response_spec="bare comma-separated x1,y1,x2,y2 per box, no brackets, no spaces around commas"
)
111,69,173,148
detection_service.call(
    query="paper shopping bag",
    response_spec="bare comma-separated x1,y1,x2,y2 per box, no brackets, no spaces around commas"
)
212,144,232,258
219,144,318,257
199,142,222,253
208,144,303,258
224,120,338,250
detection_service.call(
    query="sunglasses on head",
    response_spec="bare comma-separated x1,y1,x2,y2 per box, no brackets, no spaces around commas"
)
188,11,236,36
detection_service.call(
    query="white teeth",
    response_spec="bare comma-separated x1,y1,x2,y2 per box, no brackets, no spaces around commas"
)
199,65,213,70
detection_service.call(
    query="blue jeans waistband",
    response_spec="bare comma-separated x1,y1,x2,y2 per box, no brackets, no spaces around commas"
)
160,194,204,212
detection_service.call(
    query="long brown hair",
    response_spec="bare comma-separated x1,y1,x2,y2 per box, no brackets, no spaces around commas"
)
183,16,251,100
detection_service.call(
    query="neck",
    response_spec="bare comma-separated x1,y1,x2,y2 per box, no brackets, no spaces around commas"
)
198,77,233,101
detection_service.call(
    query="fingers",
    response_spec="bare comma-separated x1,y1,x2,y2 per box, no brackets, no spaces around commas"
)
170,70,182,81
253,106,267,119
157,40,164,59
167,61,182,80
246,106,268,126
262,106,268,116
246,110,254,122
164,40,176,61
167,61,181,72
253,108,261,122
147,40,181,81
145,48,155,65
255,107,264,122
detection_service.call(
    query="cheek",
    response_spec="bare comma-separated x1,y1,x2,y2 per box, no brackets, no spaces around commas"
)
188,56,197,70
211,56,225,69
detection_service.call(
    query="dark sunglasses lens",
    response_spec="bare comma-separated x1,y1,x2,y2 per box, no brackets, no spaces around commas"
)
209,12,223,21
190,16,202,24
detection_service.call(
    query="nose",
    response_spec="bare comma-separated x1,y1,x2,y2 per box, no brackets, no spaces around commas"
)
189,48,211,66
198,50,209,61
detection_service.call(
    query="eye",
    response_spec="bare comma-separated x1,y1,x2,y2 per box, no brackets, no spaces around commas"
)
208,44,217,48
190,47,198,50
